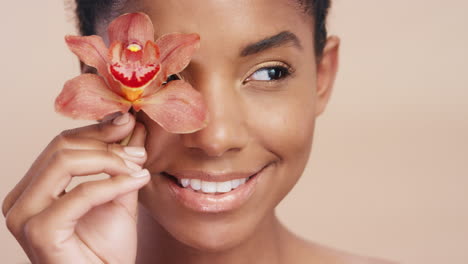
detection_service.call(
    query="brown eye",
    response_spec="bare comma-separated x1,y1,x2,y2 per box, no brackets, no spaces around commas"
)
249,66,291,81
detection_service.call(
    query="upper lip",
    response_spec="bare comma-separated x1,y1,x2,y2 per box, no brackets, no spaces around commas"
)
163,166,266,182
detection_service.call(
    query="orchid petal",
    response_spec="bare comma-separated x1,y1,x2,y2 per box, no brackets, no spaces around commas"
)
108,12,155,45
156,33,200,76
109,41,123,64
133,80,208,133
143,41,160,64
143,33,200,96
65,35,124,96
65,35,109,77
55,74,131,120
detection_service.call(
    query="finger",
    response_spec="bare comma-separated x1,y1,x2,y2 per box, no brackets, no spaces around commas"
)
50,137,147,165
127,122,147,148
125,122,147,166
36,136,147,165
2,113,136,217
24,171,150,252
2,116,144,218
114,122,148,217
64,112,135,143
5,149,143,240
2,140,146,217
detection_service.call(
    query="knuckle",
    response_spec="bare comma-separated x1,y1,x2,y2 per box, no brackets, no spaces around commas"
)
49,149,73,166
48,134,65,153
50,133,73,153
24,217,46,245
5,209,34,241
5,210,21,236
56,129,75,144
25,217,68,254
2,192,13,217
59,128,78,138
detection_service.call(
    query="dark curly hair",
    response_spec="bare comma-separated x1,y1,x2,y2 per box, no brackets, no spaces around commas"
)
74,0,331,58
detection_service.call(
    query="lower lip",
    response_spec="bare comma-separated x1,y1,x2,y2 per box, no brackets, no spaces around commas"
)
164,166,267,213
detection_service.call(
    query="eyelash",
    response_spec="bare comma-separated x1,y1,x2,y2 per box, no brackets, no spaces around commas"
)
244,62,294,84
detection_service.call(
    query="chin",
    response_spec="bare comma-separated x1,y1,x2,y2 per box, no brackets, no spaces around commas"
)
138,163,279,253
165,217,258,252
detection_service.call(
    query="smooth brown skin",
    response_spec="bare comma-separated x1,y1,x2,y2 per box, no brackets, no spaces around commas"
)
2,0,395,263
2,113,151,263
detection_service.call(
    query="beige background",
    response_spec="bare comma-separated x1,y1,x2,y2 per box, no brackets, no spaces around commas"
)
1,0,467,263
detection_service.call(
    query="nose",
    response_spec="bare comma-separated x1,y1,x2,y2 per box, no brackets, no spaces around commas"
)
181,76,248,157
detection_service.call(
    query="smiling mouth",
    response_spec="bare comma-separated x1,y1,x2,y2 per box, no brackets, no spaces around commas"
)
161,172,258,195
159,165,270,213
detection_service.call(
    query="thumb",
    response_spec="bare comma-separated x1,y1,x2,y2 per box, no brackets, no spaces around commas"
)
114,122,148,219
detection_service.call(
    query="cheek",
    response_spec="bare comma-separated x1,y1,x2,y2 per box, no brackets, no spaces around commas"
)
244,83,317,201
245,84,317,161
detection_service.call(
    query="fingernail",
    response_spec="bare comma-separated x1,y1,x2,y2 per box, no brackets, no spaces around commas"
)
113,113,130,125
124,160,142,172
124,146,146,157
131,168,150,178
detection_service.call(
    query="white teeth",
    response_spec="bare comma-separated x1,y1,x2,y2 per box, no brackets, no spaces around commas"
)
216,181,232,193
231,179,240,189
181,178,190,188
201,181,217,193
179,177,250,194
190,179,201,190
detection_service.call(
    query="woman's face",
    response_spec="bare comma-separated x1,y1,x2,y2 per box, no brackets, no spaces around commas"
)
102,0,336,251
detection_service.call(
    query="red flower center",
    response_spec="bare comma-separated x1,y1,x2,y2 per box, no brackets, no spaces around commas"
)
109,43,161,89
110,62,160,88
106,42,162,101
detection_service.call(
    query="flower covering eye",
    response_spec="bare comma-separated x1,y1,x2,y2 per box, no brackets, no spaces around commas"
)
55,12,209,134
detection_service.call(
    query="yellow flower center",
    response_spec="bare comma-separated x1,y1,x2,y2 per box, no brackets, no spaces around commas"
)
127,43,142,52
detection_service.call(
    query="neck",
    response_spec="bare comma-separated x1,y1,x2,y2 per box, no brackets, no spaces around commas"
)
136,204,289,264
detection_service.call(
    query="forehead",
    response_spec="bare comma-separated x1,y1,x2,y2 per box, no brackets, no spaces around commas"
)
116,0,313,46
140,0,307,30
97,0,316,67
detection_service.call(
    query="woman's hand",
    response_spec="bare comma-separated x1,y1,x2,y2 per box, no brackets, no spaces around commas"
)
2,113,149,263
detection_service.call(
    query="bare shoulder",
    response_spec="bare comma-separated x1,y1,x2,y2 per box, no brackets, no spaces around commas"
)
284,234,398,264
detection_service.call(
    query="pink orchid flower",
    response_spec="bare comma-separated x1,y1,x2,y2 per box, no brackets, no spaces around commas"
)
55,12,208,133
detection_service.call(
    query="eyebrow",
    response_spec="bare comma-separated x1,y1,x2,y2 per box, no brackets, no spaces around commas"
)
239,31,303,57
